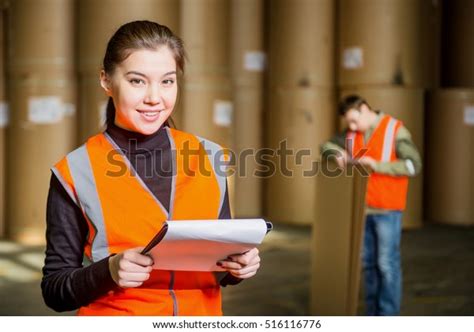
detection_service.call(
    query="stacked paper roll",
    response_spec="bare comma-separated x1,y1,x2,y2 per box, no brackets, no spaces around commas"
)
230,0,264,217
180,0,232,148
265,0,336,225
0,9,5,238
442,0,474,87
426,89,474,226
6,0,76,243
338,0,440,88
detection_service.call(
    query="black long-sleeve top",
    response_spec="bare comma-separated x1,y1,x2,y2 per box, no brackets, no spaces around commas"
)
41,123,239,313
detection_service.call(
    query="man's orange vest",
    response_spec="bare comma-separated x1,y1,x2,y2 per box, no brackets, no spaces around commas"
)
52,127,230,316
346,115,408,210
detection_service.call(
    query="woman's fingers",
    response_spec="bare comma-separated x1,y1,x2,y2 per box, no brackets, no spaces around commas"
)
227,248,259,266
230,269,258,279
228,262,260,278
117,271,151,283
123,247,154,267
117,280,145,288
109,247,154,288
119,258,153,273
217,248,261,279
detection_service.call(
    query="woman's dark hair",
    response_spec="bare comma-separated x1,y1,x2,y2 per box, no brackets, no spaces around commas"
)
103,20,186,128
338,95,371,116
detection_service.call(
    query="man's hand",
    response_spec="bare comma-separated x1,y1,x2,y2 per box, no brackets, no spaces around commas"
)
357,156,377,172
335,150,349,169
217,248,261,279
108,247,154,288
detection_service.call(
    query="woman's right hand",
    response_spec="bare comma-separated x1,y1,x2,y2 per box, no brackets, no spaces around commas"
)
108,247,154,288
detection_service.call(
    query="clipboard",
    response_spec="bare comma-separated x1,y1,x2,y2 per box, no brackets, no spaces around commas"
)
140,219,273,271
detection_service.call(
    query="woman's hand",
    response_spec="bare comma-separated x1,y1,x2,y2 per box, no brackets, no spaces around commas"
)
217,248,261,279
108,247,154,288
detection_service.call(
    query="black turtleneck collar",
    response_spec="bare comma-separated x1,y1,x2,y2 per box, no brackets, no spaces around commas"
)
105,122,170,154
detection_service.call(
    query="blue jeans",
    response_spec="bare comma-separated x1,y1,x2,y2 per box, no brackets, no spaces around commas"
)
362,211,402,315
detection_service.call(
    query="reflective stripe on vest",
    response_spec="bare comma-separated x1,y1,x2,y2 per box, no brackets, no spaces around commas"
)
381,117,397,162
67,145,110,261
197,136,228,217
52,128,227,315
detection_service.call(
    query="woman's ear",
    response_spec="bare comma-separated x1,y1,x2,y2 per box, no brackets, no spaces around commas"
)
100,70,113,96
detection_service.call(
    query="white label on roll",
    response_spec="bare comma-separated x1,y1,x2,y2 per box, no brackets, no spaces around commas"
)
63,103,76,117
343,47,364,69
99,101,108,125
0,102,9,128
244,51,266,72
213,100,233,127
29,97,64,124
464,106,474,126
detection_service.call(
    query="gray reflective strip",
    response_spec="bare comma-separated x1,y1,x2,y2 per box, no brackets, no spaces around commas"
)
103,132,169,219
51,166,79,207
197,137,227,217
165,127,177,219
67,145,109,261
382,118,397,162
169,271,178,315
347,132,356,158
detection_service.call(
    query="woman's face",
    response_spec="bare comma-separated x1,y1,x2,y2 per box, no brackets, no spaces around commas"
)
100,46,178,135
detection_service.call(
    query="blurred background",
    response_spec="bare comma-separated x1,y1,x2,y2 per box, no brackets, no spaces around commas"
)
0,0,473,315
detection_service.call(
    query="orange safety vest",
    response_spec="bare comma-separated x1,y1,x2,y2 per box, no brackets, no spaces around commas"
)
346,115,408,211
52,127,230,316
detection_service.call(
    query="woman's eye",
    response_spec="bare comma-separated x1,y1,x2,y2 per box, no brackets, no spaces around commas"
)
162,79,175,86
130,78,145,85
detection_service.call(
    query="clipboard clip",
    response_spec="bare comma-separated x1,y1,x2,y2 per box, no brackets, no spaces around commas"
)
266,221,273,234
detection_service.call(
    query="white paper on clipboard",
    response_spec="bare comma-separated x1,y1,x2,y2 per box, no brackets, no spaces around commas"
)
147,219,271,272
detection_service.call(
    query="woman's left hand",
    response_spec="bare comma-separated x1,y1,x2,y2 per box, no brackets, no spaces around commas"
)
217,248,261,279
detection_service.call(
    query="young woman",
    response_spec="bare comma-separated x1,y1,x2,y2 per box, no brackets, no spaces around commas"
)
41,20,261,316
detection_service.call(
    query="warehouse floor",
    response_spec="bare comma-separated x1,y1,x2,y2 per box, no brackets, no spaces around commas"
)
0,223,473,316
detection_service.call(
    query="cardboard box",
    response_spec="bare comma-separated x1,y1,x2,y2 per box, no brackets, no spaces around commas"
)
311,162,368,315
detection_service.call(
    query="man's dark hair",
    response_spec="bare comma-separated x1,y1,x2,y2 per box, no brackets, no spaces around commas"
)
338,95,371,116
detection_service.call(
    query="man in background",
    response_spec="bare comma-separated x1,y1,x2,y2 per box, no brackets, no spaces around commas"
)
321,95,422,315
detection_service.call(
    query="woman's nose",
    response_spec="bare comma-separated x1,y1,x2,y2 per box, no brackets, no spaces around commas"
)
144,84,161,105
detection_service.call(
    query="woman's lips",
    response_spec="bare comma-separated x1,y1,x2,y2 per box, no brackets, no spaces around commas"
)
137,109,162,121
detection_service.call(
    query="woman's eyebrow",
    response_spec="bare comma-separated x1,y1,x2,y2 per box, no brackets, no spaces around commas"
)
125,70,176,78
125,71,147,77
162,71,177,77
